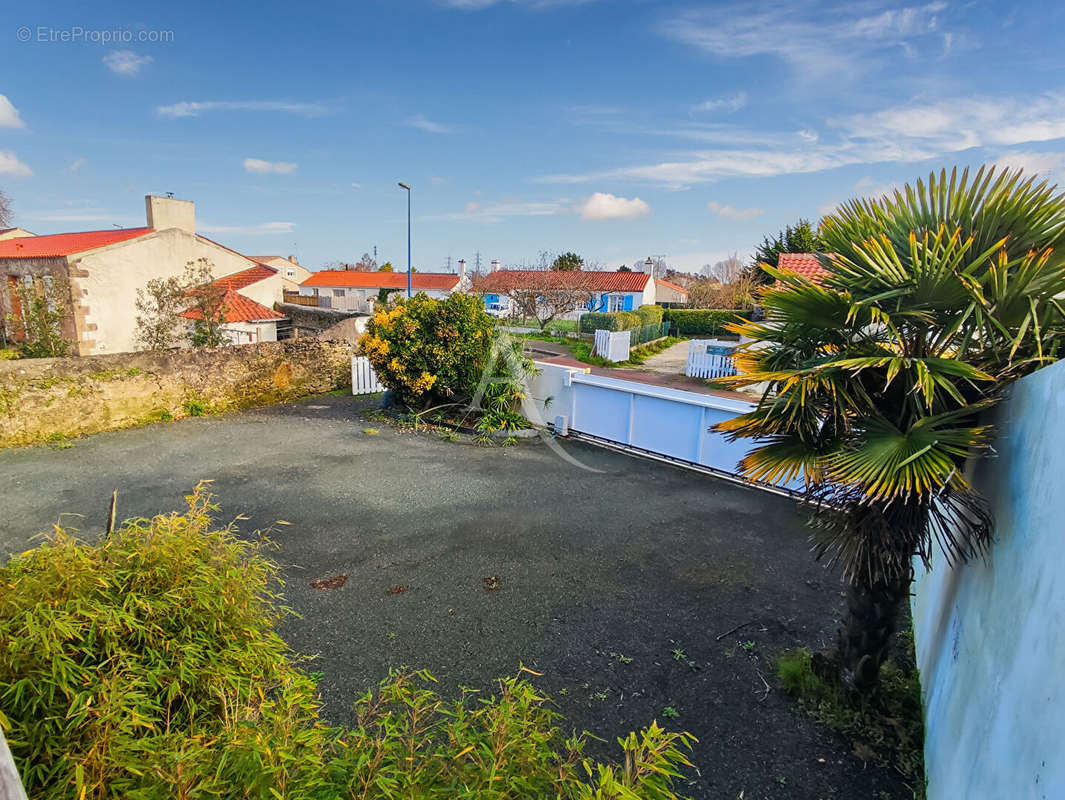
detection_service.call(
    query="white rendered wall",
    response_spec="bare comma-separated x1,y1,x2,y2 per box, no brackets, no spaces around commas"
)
911,358,1065,800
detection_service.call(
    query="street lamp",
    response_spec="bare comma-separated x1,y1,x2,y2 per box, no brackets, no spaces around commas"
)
398,182,412,297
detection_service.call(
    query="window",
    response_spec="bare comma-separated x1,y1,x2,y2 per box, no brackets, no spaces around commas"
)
285,269,295,278
608,294,626,312
333,289,345,297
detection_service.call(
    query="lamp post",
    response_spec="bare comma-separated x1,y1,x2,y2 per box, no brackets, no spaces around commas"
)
398,182,412,297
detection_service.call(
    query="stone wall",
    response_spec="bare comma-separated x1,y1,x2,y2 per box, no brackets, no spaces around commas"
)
0,339,355,447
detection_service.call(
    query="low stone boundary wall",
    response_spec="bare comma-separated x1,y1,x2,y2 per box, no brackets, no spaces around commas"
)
0,340,356,447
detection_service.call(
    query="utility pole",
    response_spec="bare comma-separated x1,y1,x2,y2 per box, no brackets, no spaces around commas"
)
447,255,452,273
474,251,482,274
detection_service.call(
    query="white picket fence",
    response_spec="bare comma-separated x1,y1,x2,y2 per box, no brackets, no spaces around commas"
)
593,329,631,362
685,339,739,379
351,356,385,395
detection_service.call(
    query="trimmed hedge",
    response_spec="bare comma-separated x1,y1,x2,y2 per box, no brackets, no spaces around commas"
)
637,304,664,325
663,308,753,336
579,310,642,333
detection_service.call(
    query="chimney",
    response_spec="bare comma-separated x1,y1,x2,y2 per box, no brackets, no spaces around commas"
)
457,258,466,279
145,194,195,234
490,259,501,273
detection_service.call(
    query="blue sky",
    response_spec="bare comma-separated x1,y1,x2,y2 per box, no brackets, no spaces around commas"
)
3,0,1065,272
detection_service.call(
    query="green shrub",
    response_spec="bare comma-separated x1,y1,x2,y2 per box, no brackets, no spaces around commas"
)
579,310,643,333
0,486,696,800
182,397,209,416
360,293,495,409
0,483,330,799
637,304,664,325
663,308,752,336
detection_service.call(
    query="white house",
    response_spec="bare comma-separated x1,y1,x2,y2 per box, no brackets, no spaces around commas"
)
298,269,467,314
178,263,286,345
180,287,284,345
475,269,687,318
251,255,312,292
0,195,282,355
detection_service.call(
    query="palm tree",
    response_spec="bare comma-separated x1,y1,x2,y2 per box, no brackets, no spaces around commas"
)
717,167,1065,692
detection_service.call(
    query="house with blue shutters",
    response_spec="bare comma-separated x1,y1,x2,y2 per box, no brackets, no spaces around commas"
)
475,269,683,319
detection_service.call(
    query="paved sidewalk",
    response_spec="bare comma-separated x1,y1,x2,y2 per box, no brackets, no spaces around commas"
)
638,339,691,373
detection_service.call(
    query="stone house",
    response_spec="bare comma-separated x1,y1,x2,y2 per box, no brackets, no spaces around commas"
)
0,195,287,355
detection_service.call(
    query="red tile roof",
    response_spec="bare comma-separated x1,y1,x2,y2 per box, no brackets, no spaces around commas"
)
654,278,688,295
301,270,461,291
476,269,650,293
0,227,153,259
777,253,830,283
180,290,284,323
212,264,277,291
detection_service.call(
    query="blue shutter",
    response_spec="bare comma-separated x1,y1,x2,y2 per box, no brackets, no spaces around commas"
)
623,294,634,311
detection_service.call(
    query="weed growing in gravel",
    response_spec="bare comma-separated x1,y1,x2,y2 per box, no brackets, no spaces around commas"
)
776,643,925,797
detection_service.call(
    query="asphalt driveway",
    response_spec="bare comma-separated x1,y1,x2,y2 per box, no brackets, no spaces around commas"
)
0,394,908,799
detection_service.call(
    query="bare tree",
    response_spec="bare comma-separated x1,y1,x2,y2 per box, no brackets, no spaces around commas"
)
354,252,377,271
475,269,596,331
709,252,744,283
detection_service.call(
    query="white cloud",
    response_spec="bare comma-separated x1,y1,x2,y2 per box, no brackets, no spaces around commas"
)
540,90,1065,189
0,94,25,128
157,100,330,118
991,151,1065,178
661,2,949,82
426,198,570,223
576,192,651,221
351,181,362,189
692,92,747,113
832,95,1065,150
199,221,296,235
102,50,152,76
706,201,764,221
68,158,87,173
0,150,31,177
407,115,459,134
243,158,298,175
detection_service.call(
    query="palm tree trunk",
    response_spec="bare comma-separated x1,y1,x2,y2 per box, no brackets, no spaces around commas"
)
836,575,911,693
827,498,926,693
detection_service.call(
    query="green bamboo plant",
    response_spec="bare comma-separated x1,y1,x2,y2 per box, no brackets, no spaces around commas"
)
717,167,1065,691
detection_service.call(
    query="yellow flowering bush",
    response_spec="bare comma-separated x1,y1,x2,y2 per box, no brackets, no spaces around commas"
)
359,293,496,408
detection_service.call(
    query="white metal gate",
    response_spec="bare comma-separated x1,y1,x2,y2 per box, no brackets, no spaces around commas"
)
593,329,631,362
685,339,739,379
351,356,385,395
